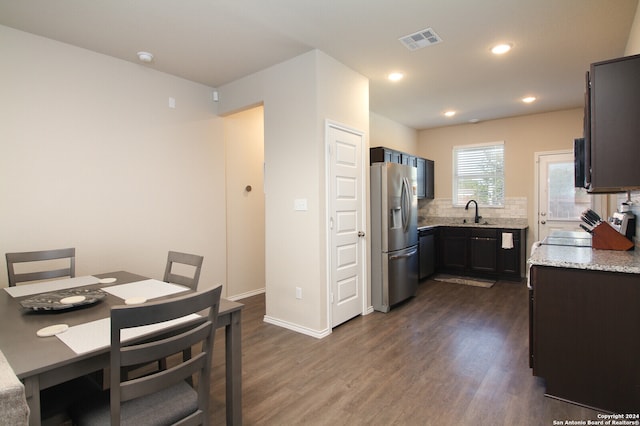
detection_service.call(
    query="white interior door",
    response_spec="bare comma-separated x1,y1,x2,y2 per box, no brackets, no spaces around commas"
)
327,123,365,328
536,151,591,241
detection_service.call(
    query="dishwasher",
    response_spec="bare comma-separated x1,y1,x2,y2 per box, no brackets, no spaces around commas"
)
418,227,436,279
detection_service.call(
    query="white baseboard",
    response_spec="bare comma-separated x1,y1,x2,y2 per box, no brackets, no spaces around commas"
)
226,287,265,301
263,315,331,339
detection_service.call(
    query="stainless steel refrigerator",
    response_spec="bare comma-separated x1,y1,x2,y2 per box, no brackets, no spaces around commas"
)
370,162,419,312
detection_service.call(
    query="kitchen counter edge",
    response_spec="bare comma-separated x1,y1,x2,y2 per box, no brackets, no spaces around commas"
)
528,244,640,274
418,218,528,231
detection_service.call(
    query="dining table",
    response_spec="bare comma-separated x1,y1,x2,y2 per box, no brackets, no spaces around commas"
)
0,271,243,426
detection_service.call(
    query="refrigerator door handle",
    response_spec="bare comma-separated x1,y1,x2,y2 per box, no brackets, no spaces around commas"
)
401,177,412,232
400,178,406,230
389,249,418,260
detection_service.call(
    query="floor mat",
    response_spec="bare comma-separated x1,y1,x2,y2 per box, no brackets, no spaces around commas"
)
432,274,495,288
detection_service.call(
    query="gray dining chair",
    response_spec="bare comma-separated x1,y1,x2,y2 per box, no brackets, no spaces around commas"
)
164,251,204,290
123,251,205,380
5,248,75,287
70,285,222,426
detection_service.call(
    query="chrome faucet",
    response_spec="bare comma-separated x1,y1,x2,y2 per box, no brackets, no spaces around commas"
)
465,199,482,223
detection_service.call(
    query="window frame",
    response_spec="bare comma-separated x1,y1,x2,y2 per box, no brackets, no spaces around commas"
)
452,141,505,208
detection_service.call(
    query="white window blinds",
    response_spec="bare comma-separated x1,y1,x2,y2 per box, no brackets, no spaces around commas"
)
453,142,505,207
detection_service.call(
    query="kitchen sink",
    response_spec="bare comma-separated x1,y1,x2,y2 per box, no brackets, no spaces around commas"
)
461,219,493,226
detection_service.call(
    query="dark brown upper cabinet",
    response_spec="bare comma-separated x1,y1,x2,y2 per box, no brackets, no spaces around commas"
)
370,147,434,199
585,53,640,193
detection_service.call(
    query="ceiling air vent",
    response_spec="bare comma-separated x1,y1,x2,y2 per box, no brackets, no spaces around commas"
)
399,27,442,51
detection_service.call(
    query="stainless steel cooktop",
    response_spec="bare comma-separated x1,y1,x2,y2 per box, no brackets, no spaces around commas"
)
541,230,592,247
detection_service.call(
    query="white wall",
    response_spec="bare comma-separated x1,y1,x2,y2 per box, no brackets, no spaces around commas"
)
0,25,227,291
625,1,640,55
0,27,369,336
224,106,265,299
317,52,371,311
218,50,369,336
370,112,417,154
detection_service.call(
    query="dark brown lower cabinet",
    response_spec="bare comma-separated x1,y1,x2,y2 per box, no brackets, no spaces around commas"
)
468,229,497,273
437,227,525,281
530,265,640,412
498,232,521,276
438,227,467,272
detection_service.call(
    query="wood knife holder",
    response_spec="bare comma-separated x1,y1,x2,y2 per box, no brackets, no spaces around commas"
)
591,222,634,251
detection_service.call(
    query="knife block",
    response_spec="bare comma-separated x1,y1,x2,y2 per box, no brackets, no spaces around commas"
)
591,222,634,251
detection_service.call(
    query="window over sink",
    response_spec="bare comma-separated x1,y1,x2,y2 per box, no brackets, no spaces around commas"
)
453,141,504,207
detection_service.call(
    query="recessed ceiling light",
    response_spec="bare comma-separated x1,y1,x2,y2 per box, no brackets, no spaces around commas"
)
444,110,456,117
491,43,512,55
522,96,537,103
388,72,404,82
137,51,154,63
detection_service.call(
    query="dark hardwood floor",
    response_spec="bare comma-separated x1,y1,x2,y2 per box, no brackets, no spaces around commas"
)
209,279,600,425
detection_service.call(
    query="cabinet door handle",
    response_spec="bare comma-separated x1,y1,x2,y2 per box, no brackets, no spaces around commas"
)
541,221,546,225
357,231,365,237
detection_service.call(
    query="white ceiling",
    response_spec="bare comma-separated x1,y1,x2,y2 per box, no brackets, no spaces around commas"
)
0,0,637,129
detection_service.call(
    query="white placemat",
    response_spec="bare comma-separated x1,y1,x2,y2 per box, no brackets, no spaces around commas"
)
56,314,201,354
101,279,189,301
4,276,100,298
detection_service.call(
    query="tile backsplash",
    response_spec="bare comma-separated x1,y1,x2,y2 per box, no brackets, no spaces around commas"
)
418,197,528,223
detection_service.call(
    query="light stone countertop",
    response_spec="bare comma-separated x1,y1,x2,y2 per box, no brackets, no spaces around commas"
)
528,244,640,274
418,217,528,230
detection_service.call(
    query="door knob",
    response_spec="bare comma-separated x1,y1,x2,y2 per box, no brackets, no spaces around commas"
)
541,221,546,225
357,231,365,237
